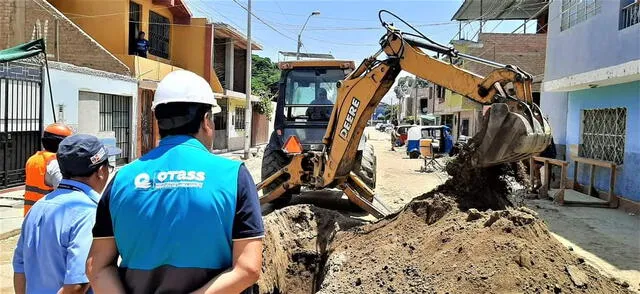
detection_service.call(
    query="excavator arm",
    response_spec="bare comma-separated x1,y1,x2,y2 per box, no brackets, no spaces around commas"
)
321,27,551,187
258,14,551,218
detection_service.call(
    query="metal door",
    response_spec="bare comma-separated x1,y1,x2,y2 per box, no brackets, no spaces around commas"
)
0,61,43,188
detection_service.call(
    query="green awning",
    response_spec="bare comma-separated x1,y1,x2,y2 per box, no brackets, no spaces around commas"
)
0,39,45,63
421,114,436,121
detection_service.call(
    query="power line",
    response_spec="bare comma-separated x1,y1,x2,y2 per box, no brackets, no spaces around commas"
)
230,0,297,42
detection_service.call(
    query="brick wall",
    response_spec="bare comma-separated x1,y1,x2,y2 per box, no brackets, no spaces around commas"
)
459,33,547,92
0,0,130,75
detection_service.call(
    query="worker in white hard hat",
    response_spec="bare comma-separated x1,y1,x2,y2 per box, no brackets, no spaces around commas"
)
87,70,264,294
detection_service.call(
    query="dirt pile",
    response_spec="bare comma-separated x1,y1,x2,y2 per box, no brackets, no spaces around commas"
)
258,147,629,293
317,195,629,293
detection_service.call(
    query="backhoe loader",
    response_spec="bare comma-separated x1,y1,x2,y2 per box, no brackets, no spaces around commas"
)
258,10,552,218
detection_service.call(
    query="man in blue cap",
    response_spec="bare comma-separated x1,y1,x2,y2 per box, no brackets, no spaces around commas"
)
13,134,120,294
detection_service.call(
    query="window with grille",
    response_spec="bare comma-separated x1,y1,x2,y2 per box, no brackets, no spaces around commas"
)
561,0,601,31
579,107,626,164
99,94,131,164
235,107,245,130
149,11,170,58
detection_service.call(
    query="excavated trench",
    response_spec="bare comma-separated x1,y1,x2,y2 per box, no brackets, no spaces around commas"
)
257,148,630,293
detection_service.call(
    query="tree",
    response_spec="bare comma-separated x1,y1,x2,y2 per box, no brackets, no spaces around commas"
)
251,54,280,119
251,54,280,95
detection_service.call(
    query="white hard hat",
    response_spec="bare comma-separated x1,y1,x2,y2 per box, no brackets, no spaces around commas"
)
152,70,221,114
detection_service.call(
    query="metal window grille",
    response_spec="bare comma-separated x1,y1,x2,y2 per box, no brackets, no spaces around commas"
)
620,1,640,29
99,94,131,164
579,107,626,164
561,0,601,31
235,107,245,130
149,11,170,59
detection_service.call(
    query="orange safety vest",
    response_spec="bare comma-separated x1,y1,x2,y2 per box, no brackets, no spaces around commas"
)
24,151,57,215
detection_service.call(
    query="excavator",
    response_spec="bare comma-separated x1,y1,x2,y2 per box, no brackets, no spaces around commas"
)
257,10,551,218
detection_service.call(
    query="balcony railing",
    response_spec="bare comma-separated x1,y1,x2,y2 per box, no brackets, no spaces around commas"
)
621,1,640,29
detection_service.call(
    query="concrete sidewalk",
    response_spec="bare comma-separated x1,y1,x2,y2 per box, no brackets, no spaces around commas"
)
528,199,640,292
0,188,25,239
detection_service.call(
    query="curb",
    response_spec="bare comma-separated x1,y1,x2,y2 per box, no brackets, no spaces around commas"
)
0,228,20,240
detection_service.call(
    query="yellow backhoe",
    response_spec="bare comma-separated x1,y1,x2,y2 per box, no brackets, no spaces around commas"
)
257,11,551,217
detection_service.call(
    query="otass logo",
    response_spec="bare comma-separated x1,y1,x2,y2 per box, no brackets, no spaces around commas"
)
134,170,206,189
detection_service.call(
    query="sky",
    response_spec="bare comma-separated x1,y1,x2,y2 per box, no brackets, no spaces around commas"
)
185,0,538,103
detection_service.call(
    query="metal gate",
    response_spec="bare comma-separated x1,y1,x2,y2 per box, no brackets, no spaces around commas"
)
99,93,131,165
0,61,43,188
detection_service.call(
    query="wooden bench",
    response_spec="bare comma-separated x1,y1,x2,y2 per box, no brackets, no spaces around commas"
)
570,157,618,208
530,156,569,202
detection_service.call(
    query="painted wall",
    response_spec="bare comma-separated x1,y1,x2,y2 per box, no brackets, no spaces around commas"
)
48,0,128,56
544,0,640,81
173,18,207,77
565,81,640,201
44,66,139,160
540,91,569,146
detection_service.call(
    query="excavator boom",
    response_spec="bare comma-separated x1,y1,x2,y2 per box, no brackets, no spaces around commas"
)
257,11,551,218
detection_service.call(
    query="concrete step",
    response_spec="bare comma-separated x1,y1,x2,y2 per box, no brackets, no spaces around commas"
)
562,189,610,207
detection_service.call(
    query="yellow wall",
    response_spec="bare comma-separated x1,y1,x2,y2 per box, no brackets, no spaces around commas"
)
48,0,128,56
172,18,206,77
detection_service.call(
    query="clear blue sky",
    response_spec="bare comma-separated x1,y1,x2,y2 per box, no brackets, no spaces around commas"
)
186,0,533,62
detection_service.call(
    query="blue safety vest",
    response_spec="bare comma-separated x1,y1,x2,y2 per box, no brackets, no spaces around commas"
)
107,135,241,270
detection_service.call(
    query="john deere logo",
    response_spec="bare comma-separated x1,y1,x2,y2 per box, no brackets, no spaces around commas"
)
339,97,360,139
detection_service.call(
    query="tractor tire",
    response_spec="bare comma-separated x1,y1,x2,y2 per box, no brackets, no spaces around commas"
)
353,143,377,189
261,147,298,206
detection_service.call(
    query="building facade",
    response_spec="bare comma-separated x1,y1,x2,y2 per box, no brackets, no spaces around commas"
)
43,0,266,155
541,0,640,205
1,0,138,171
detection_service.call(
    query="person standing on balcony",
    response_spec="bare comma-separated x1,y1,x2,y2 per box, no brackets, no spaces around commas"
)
23,123,73,216
135,31,149,58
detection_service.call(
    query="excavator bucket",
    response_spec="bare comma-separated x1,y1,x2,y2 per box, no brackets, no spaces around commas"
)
469,103,552,167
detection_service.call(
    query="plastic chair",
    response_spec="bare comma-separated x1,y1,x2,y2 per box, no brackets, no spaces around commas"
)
419,139,443,172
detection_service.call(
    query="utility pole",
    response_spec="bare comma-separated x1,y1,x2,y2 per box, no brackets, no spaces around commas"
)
243,0,252,159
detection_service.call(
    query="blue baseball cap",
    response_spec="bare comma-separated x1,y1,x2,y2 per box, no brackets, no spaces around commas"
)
57,134,122,176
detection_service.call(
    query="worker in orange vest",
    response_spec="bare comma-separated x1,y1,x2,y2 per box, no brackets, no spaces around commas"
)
23,123,73,215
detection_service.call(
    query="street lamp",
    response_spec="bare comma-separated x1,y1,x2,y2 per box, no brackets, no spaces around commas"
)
297,10,320,60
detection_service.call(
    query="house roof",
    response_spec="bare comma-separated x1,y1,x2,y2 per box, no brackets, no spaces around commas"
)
153,0,192,24
452,0,549,21
213,22,263,50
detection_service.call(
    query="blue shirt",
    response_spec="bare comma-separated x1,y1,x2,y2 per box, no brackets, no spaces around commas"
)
13,179,98,294
93,135,264,293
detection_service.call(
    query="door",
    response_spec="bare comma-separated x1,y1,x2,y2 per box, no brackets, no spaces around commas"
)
128,1,141,55
0,61,43,188
99,94,131,165
139,89,155,156
213,98,228,151
251,103,268,146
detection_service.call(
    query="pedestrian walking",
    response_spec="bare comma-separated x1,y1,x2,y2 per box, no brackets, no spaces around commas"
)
87,70,264,294
23,123,73,215
13,134,120,294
